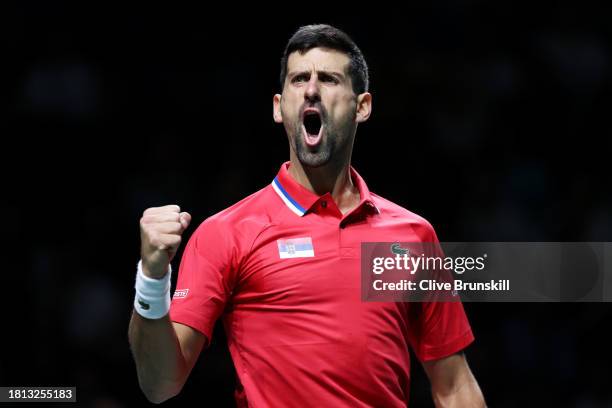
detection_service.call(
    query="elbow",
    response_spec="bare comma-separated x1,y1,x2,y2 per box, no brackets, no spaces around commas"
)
144,393,173,405
144,393,168,405
140,381,184,404
142,388,179,404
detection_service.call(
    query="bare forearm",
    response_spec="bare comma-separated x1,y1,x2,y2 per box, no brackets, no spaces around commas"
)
432,376,485,408
424,353,486,408
128,311,187,403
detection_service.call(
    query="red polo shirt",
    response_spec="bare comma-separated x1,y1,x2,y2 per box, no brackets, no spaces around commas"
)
170,162,474,407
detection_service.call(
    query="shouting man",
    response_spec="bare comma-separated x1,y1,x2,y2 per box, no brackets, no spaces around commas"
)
129,24,485,407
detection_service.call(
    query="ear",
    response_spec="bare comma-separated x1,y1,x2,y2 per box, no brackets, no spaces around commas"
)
355,92,372,123
273,94,283,123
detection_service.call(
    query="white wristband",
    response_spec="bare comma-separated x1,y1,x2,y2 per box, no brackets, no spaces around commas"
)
134,260,172,319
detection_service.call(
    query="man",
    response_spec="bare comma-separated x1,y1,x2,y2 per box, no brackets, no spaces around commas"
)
128,24,485,407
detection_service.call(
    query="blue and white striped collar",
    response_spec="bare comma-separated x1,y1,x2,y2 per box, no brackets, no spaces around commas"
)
271,176,307,216
271,161,380,217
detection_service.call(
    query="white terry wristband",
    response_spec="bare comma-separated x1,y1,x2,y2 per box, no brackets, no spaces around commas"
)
134,260,172,319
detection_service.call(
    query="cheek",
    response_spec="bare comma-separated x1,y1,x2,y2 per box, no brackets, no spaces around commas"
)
329,102,356,123
326,93,356,116
280,97,299,120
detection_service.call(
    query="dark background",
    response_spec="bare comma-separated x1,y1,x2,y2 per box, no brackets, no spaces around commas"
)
3,2,612,407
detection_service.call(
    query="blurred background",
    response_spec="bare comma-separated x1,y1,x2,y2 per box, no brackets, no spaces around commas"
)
3,2,612,407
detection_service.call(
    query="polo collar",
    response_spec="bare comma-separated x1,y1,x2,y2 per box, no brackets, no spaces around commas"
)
271,161,380,217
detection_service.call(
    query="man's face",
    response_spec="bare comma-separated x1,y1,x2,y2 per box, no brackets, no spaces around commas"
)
273,47,370,168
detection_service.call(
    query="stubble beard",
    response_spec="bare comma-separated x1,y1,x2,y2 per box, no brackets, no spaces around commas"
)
290,111,355,169
293,123,334,168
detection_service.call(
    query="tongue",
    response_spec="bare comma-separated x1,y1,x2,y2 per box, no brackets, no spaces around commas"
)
304,126,322,147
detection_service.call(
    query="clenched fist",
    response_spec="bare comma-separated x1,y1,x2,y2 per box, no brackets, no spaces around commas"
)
140,205,191,279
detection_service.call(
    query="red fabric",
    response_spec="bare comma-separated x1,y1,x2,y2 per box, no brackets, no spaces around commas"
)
170,162,474,407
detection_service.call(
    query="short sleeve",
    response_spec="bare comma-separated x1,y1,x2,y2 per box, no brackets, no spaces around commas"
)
407,298,474,362
407,224,475,362
169,217,239,343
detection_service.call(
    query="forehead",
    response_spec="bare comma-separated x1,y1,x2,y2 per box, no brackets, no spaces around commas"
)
286,47,350,74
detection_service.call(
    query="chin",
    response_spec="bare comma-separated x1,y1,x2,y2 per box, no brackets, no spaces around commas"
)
298,151,332,168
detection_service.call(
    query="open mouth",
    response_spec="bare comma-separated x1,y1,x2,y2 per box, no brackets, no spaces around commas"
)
302,111,323,147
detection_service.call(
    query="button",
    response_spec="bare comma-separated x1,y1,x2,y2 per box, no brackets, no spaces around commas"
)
321,200,327,208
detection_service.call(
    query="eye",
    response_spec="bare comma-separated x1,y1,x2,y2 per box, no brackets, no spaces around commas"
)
320,74,339,84
292,74,309,83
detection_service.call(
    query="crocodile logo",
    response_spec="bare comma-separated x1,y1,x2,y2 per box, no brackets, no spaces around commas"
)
138,298,150,310
390,243,409,255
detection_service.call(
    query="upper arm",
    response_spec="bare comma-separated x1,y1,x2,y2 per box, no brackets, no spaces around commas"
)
173,322,207,373
406,223,475,361
169,217,240,341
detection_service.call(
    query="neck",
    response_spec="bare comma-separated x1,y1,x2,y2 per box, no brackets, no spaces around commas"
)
288,153,360,215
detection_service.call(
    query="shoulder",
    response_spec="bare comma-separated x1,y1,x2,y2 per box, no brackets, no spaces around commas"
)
190,184,282,247
370,192,440,242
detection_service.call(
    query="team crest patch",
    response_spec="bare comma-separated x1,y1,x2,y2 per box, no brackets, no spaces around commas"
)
173,289,189,299
277,237,314,259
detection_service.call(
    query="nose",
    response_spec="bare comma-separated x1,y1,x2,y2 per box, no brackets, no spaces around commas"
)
304,75,321,104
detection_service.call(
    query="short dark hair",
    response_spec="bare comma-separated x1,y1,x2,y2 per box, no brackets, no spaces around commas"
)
280,24,369,95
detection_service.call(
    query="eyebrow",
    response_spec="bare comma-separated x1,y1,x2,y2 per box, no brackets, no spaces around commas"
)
288,70,346,80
